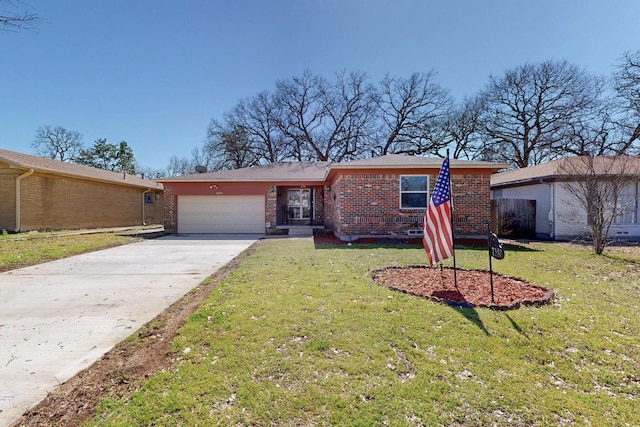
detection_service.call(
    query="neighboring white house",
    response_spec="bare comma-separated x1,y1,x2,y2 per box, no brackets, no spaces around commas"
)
490,156,640,241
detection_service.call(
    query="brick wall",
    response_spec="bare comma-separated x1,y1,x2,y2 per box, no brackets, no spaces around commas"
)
323,182,336,231
327,172,492,239
0,173,17,230
163,185,176,232
144,190,164,225
18,173,161,231
450,173,492,236
265,186,277,232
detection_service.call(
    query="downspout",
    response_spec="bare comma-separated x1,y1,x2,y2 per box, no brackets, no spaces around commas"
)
15,168,34,232
142,188,151,225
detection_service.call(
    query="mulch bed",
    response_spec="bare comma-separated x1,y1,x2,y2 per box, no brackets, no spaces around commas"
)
314,231,554,310
371,266,555,310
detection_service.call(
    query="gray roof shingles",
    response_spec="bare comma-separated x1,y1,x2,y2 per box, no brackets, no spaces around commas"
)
332,154,509,169
0,148,162,190
161,161,331,182
491,156,640,187
161,155,508,182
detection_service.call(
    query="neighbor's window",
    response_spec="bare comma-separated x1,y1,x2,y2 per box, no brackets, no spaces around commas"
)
400,175,429,209
615,182,639,224
144,193,154,205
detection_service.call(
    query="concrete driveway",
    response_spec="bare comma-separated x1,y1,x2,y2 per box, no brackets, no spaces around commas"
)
0,233,260,426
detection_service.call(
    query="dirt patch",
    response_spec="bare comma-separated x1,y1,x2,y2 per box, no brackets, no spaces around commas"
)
11,243,257,427
371,266,554,310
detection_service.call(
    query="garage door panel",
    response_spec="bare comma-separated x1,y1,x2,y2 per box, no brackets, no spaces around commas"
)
178,196,265,233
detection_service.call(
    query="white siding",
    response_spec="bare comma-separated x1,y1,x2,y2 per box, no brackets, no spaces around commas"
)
492,183,553,238
552,184,591,240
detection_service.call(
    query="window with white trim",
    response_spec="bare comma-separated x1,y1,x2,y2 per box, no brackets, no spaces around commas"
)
615,182,639,224
400,175,429,209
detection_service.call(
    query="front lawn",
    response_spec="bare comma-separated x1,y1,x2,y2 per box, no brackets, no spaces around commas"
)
91,238,640,426
0,231,141,272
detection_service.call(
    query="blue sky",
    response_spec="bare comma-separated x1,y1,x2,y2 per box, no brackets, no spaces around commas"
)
1,0,638,171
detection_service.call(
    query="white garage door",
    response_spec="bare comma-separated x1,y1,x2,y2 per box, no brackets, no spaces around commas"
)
178,195,265,233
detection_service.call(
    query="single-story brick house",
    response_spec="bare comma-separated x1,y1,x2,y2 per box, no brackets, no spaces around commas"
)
0,148,163,232
490,156,640,240
159,154,508,240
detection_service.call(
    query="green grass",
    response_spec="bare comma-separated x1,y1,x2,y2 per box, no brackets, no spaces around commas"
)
88,239,639,426
0,231,141,272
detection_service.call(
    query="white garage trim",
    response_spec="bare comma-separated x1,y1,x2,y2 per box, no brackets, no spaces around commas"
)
178,195,265,233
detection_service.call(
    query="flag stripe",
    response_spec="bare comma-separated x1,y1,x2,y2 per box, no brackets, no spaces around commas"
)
422,157,453,267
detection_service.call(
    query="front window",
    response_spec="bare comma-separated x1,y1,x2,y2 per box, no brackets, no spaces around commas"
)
400,175,429,209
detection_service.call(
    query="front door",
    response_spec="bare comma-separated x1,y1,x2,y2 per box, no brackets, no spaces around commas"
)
288,189,311,221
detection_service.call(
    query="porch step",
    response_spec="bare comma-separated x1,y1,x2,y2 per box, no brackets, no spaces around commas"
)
288,227,314,237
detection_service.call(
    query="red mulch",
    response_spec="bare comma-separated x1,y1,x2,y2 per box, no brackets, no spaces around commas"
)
371,266,554,310
312,232,554,310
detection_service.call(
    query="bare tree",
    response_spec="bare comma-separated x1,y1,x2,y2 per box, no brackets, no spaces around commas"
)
272,70,324,161
321,69,379,161
273,69,378,162
235,91,290,163
32,125,84,161
562,95,638,157
442,95,485,159
204,121,260,170
137,165,165,180
558,155,640,254
376,71,452,156
613,50,640,150
166,155,196,176
480,60,603,168
163,147,213,176
0,0,41,32
208,91,291,166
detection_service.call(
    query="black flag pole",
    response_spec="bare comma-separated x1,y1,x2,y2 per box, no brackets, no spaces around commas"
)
487,222,505,304
447,149,457,288
487,223,495,303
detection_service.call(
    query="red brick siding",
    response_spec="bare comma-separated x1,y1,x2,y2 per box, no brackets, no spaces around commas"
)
323,183,336,231
313,187,325,224
163,185,176,232
327,172,491,239
451,173,492,236
265,186,277,232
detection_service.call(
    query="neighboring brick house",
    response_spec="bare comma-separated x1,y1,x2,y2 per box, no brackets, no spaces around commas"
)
160,154,507,240
0,148,163,232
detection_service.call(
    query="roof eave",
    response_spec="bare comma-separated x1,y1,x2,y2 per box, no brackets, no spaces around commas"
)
23,164,162,190
491,175,558,188
159,177,327,183
330,163,510,170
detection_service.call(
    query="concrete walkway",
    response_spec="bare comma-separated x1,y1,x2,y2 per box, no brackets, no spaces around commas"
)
0,234,260,426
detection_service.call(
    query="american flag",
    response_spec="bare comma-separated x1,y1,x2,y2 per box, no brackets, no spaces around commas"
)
423,157,453,266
